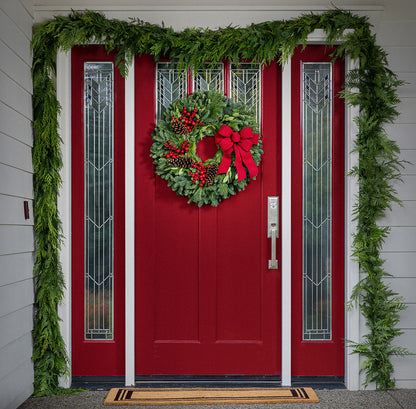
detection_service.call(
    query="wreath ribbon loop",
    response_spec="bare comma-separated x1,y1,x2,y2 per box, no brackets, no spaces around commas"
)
215,124,259,182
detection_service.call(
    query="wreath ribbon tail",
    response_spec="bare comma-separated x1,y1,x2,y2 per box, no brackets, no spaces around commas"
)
241,149,258,179
234,147,247,182
217,152,232,175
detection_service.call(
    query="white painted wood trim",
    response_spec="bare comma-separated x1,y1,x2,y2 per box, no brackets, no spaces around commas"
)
57,49,72,389
34,3,384,12
281,60,291,387
306,29,354,44
125,62,135,387
55,35,359,389
345,56,360,391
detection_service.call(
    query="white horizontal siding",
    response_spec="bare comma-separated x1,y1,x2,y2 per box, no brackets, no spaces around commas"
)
397,72,416,98
397,304,416,329
385,123,416,149
0,226,34,256
378,0,416,389
0,253,34,287
377,20,416,46
0,333,32,384
0,9,31,66
0,279,34,318
381,202,416,227
0,359,34,409
0,306,33,350
384,277,416,304
20,0,34,18
0,195,33,226
394,175,416,201
392,331,416,381
394,98,416,124
1,0,33,40
0,102,32,146
383,227,416,252
385,47,416,73
0,164,33,199
397,149,416,176
0,41,32,93
0,70,32,120
383,253,416,278
0,133,32,173
0,0,34,406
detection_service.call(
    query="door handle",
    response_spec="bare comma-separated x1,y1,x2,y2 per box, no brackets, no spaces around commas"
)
268,196,279,269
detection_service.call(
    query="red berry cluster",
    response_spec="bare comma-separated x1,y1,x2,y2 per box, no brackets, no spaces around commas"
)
171,106,204,133
163,140,190,159
190,162,209,187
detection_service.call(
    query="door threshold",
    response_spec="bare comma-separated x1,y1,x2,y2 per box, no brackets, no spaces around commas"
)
135,375,281,388
72,375,281,390
72,375,345,390
292,376,346,389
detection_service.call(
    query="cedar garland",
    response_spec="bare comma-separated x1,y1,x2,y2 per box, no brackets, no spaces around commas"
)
32,8,408,394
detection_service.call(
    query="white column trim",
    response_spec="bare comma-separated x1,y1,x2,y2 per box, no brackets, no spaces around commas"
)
57,49,72,389
281,59,292,387
345,56,360,390
125,62,136,387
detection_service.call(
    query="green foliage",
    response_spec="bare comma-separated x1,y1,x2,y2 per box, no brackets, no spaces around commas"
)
342,30,410,390
150,90,262,207
31,8,409,394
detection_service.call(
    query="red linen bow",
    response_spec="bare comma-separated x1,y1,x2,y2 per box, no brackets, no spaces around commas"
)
214,124,259,182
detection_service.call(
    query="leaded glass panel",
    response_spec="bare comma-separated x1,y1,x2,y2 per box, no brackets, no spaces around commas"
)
84,62,114,340
302,63,332,341
194,63,224,92
230,63,261,123
156,62,187,121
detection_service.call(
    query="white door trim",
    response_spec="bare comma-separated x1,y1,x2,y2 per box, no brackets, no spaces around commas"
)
57,49,72,388
125,62,135,387
345,56,360,391
57,34,360,388
281,59,292,387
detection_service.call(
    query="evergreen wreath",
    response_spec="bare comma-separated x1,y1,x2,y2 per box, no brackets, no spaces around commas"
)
151,91,263,206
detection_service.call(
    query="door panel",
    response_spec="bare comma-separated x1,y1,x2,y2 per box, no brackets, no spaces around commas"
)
291,45,345,376
134,55,281,375
71,46,125,376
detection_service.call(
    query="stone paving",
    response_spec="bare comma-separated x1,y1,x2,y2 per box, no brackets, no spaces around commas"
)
18,389,416,409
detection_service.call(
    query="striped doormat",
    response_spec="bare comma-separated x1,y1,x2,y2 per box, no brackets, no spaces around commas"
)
104,387,319,405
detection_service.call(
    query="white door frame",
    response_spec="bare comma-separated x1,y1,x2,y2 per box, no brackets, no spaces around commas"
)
56,32,360,389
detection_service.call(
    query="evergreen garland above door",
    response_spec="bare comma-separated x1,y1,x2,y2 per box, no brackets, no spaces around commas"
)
32,8,408,395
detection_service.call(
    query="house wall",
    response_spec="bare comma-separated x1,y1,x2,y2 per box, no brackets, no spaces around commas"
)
379,0,416,389
33,0,416,389
0,0,35,408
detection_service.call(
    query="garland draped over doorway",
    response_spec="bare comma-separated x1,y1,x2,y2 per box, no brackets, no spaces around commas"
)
32,8,408,395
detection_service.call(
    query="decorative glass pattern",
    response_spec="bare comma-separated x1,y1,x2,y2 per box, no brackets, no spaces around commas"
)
84,62,114,340
156,62,187,121
302,63,332,340
194,63,224,92
230,63,261,123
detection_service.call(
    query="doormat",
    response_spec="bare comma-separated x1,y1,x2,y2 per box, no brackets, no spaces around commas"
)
104,387,319,405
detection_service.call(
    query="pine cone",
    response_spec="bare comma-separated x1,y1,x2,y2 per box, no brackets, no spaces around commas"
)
168,156,196,168
206,162,219,185
171,118,189,136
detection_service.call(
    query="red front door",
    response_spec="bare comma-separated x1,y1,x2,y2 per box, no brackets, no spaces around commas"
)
134,56,282,375
70,45,345,379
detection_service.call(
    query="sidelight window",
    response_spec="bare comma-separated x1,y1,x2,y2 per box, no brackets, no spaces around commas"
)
302,62,332,341
84,62,114,340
